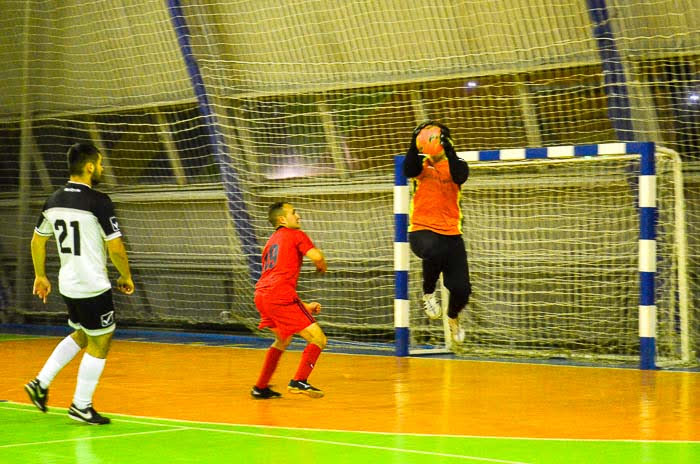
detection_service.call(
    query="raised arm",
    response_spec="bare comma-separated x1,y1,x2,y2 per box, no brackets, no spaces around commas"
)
403,122,432,178
106,237,134,294
442,131,469,185
305,247,327,274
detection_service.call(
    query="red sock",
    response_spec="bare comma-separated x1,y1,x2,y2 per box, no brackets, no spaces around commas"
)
255,347,283,389
293,343,322,381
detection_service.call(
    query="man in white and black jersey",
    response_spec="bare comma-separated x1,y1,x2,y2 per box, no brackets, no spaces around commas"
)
24,142,134,425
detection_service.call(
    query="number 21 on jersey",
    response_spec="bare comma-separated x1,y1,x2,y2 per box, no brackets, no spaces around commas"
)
54,219,81,256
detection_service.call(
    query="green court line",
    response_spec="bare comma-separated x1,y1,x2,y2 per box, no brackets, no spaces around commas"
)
0,334,39,342
0,403,697,464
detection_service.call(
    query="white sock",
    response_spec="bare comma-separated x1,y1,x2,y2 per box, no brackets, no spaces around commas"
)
72,353,106,409
37,335,82,389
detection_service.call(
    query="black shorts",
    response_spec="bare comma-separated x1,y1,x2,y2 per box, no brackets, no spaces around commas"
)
62,289,116,336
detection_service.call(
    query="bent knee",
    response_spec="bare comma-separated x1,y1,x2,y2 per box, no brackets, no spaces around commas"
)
311,331,327,350
301,323,327,350
314,333,327,350
71,330,88,349
272,336,292,351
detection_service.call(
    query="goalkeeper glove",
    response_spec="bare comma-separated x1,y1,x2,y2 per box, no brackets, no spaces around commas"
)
431,122,455,158
440,131,456,158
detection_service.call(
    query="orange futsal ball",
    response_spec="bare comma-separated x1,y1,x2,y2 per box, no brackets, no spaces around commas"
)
416,125,443,155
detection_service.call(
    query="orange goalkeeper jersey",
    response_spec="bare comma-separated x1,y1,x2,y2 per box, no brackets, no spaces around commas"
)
409,157,463,235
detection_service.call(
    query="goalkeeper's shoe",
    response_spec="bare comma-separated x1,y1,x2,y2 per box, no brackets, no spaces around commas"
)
423,293,441,320
68,403,111,425
288,379,324,398
449,318,466,344
24,379,48,412
251,386,282,399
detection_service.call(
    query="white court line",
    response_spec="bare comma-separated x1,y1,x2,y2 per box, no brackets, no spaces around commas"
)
178,427,532,464
0,427,187,449
0,405,530,464
1,402,696,444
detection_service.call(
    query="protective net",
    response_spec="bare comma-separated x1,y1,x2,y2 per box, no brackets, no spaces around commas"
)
0,0,697,359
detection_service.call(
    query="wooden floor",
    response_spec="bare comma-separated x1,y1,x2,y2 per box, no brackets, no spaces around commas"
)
2,337,698,441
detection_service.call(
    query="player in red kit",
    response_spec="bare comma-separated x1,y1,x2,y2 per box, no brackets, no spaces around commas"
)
251,202,328,399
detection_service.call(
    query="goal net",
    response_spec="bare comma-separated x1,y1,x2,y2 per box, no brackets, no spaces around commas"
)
396,143,690,365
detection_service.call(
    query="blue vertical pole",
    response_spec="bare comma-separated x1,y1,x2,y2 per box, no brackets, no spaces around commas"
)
637,142,657,369
394,155,410,356
586,0,636,142
167,1,261,282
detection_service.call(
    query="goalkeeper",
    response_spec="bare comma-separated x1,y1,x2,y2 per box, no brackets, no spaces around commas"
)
403,121,471,343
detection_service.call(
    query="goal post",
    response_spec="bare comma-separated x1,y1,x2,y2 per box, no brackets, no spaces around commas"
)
394,142,690,368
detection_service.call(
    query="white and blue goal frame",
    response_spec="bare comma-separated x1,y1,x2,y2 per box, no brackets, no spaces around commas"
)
394,141,687,369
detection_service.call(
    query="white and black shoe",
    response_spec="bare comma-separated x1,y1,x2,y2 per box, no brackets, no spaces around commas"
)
287,379,324,398
423,293,441,319
68,403,111,425
251,386,282,399
24,379,48,413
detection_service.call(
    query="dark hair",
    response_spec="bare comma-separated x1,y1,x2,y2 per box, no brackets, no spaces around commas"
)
67,143,100,176
427,120,451,139
267,201,288,226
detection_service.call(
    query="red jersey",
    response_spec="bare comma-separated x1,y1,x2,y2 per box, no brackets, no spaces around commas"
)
255,226,315,303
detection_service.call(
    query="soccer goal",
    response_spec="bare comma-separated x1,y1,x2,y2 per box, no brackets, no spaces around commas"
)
394,142,690,368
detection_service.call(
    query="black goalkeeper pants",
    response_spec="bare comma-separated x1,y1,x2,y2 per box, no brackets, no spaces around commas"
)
408,229,471,318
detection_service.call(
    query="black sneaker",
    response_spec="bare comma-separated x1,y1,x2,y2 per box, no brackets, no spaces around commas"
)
287,379,324,398
68,403,111,425
251,386,282,399
24,379,48,412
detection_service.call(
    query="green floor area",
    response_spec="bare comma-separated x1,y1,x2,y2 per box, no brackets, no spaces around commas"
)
0,403,697,464
0,333,39,342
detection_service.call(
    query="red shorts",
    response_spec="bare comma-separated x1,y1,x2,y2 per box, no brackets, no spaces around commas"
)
254,292,316,339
